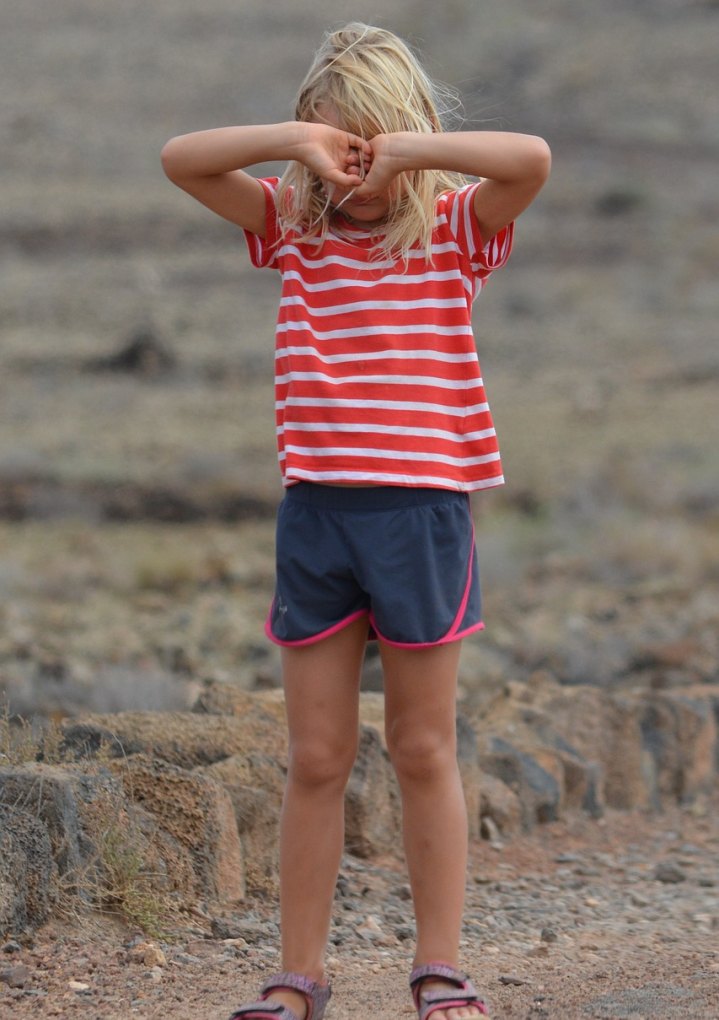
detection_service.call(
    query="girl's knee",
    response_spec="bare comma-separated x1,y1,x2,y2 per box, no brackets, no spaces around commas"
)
287,737,358,790
387,729,457,784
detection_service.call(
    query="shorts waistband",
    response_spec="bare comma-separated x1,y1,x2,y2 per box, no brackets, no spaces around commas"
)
283,482,467,512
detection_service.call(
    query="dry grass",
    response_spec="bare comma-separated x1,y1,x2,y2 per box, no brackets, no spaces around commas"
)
1,703,175,937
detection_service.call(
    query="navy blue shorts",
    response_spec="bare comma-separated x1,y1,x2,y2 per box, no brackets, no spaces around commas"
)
265,483,483,648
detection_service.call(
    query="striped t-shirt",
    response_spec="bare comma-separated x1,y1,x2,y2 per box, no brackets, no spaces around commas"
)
243,177,514,491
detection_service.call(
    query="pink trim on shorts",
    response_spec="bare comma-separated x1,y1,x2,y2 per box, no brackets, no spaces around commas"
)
265,607,370,648
370,618,485,650
370,520,482,649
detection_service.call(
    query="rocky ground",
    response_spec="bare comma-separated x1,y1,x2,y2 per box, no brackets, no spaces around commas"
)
2,799,719,1019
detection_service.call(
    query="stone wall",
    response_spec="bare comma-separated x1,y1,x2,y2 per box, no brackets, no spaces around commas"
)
1,677,717,937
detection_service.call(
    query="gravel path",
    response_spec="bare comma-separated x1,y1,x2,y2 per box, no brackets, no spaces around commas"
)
2,800,718,1019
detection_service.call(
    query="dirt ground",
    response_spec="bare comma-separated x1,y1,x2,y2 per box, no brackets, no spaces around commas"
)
3,798,719,1019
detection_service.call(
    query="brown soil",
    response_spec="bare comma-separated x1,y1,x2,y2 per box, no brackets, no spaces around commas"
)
3,800,719,1019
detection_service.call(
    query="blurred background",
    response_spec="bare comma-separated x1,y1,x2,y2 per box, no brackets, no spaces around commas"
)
1,0,717,722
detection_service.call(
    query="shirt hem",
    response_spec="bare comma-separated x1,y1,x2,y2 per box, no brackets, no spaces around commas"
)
281,473,505,493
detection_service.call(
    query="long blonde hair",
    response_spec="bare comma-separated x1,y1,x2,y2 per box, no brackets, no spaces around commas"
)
275,23,467,260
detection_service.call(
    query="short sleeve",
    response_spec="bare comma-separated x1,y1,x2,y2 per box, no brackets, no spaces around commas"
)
442,181,514,286
243,177,282,269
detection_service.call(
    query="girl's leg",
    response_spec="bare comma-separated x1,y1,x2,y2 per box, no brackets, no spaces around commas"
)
268,616,368,1018
381,639,483,1020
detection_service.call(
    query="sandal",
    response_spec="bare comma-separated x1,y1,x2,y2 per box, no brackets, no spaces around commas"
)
228,971,332,1020
410,962,489,1019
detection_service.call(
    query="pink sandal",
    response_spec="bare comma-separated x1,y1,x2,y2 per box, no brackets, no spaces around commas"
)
228,971,331,1020
410,962,489,1019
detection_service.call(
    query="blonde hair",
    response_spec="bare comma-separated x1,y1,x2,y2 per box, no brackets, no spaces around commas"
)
275,22,467,260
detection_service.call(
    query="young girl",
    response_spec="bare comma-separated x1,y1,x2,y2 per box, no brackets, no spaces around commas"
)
162,22,550,1020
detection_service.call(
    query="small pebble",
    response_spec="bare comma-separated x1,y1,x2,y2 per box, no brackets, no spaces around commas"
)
653,861,687,884
0,964,30,989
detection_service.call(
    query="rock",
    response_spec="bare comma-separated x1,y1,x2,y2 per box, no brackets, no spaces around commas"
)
480,813,501,841
472,681,610,819
640,689,717,808
121,801,197,898
0,804,56,935
479,738,561,829
457,713,481,840
653,861,687,884
192,681,272,718
127,941,167,967
536,687,647,811
0,764,94,877
359,645,384,693
112,754,245,902
357,914,383,937
62,702,289,770
0,963,31,988
357,693,387,737
479,772,522,837
203,752,285,896
528,684,719,812
0,762,205,932
554,749,605,818
344,725,400,858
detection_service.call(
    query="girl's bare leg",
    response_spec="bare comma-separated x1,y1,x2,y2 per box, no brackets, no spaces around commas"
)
381,639,484,1020
267,617,368,1019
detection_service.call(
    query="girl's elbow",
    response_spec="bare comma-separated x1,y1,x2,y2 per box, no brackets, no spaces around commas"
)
160,137,186,181
531,136,552,181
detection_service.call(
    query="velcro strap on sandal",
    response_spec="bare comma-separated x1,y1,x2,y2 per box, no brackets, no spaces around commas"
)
260,972,332,1020
229,1001,294,1020
410,962,488,1018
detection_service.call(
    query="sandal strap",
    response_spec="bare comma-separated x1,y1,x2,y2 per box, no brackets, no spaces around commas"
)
228,1002,297,1020
262,972,331,1020
410,962,489,1018
228,972,331,1020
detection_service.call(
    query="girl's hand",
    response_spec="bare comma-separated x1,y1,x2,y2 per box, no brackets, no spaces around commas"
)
350,133,405,199
296,123,372,192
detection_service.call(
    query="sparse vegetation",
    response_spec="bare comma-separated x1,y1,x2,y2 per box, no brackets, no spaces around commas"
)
69,786,172,939
0,703,174,937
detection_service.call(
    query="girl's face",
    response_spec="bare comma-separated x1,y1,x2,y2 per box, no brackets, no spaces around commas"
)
313,104,392,226
328,182,392,227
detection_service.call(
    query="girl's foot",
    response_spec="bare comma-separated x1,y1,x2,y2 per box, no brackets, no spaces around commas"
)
262,988,309,1019
419,981,487,1020
410,963,489,1020
228,971,331,1020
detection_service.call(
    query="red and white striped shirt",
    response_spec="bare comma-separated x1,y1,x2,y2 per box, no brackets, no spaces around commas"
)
244,177,513,491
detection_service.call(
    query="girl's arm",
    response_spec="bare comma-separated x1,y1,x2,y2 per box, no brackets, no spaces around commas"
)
161,122,371,236
358,131,551,242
